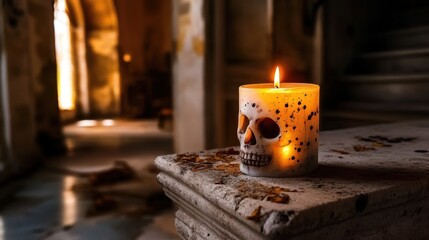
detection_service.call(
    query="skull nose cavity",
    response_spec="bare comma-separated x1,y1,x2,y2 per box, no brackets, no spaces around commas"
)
244,128,257,145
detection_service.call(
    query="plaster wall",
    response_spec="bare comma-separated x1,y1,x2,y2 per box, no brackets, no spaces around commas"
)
173,0,206,152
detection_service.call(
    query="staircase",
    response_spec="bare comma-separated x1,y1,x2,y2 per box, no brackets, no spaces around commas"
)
327,2,429,128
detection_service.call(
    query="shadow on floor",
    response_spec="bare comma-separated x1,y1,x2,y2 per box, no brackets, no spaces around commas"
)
0,119,178,240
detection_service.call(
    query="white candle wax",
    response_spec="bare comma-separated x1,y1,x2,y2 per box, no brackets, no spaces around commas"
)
237,83,319,177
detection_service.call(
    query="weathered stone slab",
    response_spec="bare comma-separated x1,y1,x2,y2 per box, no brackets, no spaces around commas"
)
156,120,429,239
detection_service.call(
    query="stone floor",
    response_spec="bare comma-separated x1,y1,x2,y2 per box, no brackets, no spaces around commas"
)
0,119,179,240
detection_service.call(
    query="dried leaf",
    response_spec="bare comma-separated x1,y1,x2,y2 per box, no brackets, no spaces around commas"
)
216,148,240,156
234,181,298,206
191,164,212,172
353,145,376,152
247,206,262,222
266,193,290,204
214,163,240,174
372,142,392,148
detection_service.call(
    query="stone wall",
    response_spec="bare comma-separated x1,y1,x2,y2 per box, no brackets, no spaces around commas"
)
0,0,64,181
80,0,120,118
115,0,172,117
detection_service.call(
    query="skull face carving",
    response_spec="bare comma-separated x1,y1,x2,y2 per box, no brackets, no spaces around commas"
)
238,83,319,177
238,114,280,167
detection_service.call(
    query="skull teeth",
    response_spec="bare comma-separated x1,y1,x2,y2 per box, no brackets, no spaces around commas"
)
239,151,272,167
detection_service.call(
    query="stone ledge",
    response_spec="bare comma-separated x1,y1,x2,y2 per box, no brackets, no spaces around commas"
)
156,120,429,239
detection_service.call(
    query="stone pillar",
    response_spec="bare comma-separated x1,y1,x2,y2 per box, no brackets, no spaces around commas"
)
0,0,64,181
81,0,120,118
0,0,39,179
28,0,65,156
173,0,206,152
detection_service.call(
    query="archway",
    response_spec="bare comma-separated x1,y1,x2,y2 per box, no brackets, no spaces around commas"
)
54,0,120,120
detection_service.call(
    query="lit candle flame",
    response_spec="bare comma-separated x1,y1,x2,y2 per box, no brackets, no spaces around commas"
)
274,66,280,88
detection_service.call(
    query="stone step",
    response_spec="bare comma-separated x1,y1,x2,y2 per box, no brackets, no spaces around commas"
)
338,101,429,114
321,109,427,131
322,102,429,130
371,26,429,50
342,74,429,103
385,7,429,30
351,48,429,74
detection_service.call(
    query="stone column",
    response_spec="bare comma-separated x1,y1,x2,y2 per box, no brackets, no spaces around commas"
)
173,0,206,152
0,0,39,179
0,0,64,181
28,0,65,156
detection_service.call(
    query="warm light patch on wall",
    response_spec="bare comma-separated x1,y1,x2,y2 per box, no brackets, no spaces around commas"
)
123,53,132,63
54,0,75,110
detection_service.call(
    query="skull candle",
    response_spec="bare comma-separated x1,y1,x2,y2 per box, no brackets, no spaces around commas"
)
237,83,319,177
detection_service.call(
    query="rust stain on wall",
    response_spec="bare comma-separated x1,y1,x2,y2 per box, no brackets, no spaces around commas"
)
192,36,204,56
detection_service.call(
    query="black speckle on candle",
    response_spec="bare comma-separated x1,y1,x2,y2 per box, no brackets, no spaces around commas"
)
310,126,313,130
298,101,301,105
286,124,289,128
297,148,301,152
291,156,295,160
289,140,292,144
285,103,289,108
300,142,303,146
276,109,280,114
305,94,307,96
293,126,296,130
252,103,256,107
297,108,300,112
303,105,307,110
277,117,280,120
297,159,300,162
315,138,318,142
295,137,298,140
307,141,310,146
290,113,294,119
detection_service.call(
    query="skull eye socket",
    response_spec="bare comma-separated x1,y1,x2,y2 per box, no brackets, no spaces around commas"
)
258,117,280,139
238,113,250,134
